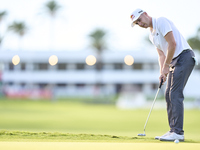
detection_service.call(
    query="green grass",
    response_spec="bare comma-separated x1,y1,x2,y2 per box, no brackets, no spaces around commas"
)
0,98,200,143
0,130,150,142
0,130,198,143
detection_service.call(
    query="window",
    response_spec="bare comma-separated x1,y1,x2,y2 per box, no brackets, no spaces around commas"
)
20,83,26,88
56,83,67,87
95,62,103,70
133,63,143,70
114,63,123,70
116,84,122,93
76,83,85,88
8,82,14,86
133,84,143,91
152,83,158,90
77,64,84,70
21,63,26,70
58,63,67,70
38,83,48,88
35,63,48,70
9,63,14,70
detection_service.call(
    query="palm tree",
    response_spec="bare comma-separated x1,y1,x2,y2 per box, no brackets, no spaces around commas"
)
7,21,28,50
44,0,61,17
187,27,200,51
0,10,8,48
0,11,7,22
89,28,108,95
89,29,107,70
43,0,61,50
0,37,3,48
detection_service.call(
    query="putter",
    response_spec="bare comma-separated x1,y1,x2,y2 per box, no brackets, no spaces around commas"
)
138,78,163,136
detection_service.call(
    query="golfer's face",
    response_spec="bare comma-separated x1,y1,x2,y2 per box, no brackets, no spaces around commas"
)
134,14,148,28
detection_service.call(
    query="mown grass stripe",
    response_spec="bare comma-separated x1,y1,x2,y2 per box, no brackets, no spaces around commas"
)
0,130,198,143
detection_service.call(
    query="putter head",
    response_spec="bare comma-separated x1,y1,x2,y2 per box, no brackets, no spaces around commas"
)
138,133,146,136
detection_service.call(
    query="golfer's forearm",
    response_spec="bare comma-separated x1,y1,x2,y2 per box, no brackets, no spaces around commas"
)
157,48,166,74
164,31,176,66
164,44,176,66
158,55,165,74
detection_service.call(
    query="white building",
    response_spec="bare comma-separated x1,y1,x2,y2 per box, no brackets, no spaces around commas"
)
0,48,200,100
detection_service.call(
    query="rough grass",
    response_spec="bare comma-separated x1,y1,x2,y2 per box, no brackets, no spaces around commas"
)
0,130,142,142
0,130,198,143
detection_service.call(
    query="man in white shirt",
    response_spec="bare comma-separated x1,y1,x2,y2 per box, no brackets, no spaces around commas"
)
130,8,196,141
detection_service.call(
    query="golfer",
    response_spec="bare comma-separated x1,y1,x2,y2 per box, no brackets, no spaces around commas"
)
130,8,196,141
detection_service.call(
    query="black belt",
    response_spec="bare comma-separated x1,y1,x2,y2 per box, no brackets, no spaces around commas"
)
172,49,191,60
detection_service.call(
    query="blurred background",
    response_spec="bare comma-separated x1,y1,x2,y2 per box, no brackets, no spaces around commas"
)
0,0,200,108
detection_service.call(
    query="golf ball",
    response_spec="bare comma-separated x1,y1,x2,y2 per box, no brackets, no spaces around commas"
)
174,139,179,143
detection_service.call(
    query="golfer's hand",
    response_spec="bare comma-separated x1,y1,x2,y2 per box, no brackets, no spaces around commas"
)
160,65,169,83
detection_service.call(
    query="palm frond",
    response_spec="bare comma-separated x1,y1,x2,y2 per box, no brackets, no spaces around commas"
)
89,29,107,52
44,0,61,17
8,21,28,37
0,10,7,22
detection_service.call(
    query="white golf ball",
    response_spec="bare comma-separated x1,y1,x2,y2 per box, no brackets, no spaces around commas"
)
174,139,179,143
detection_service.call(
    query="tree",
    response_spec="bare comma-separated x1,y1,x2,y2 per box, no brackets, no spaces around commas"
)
0,37,3,46
43,0,61,50
0,10,8,48
89,28,108,95
89,28,107,70
0,11,7,22
44,0,61,17
7,21,28,50
187,27,200,51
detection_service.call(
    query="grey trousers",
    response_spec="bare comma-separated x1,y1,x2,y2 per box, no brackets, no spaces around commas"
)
165,49,195,135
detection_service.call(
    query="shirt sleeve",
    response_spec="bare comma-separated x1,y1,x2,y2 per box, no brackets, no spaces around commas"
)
157,17,172,37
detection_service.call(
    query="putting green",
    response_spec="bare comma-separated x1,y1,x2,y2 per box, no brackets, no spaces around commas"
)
0,142,200,150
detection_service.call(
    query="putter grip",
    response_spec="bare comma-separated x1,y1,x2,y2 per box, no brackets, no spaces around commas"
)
159,78,163,89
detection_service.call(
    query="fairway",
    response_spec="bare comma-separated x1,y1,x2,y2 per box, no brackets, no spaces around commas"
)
0,142,200,150
0,99,200,150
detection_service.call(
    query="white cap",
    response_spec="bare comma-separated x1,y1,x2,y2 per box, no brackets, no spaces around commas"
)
130,8,145,27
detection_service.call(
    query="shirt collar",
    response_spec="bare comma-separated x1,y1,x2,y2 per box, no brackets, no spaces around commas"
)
151,18,157,35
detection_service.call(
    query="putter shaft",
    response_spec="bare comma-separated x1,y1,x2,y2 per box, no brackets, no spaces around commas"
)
141,79,163,135
143,88,160,133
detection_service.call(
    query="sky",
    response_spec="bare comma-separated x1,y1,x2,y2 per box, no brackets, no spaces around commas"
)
0,0,200,51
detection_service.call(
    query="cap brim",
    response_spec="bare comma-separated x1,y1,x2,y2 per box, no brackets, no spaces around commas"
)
131,22,136,27
130,11,145,28
130,16,139,27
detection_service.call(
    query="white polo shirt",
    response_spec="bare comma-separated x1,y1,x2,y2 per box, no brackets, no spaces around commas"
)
149,17,192,59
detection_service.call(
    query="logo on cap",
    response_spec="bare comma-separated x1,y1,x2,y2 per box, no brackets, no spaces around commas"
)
130,14,135,21
138,10,143,13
